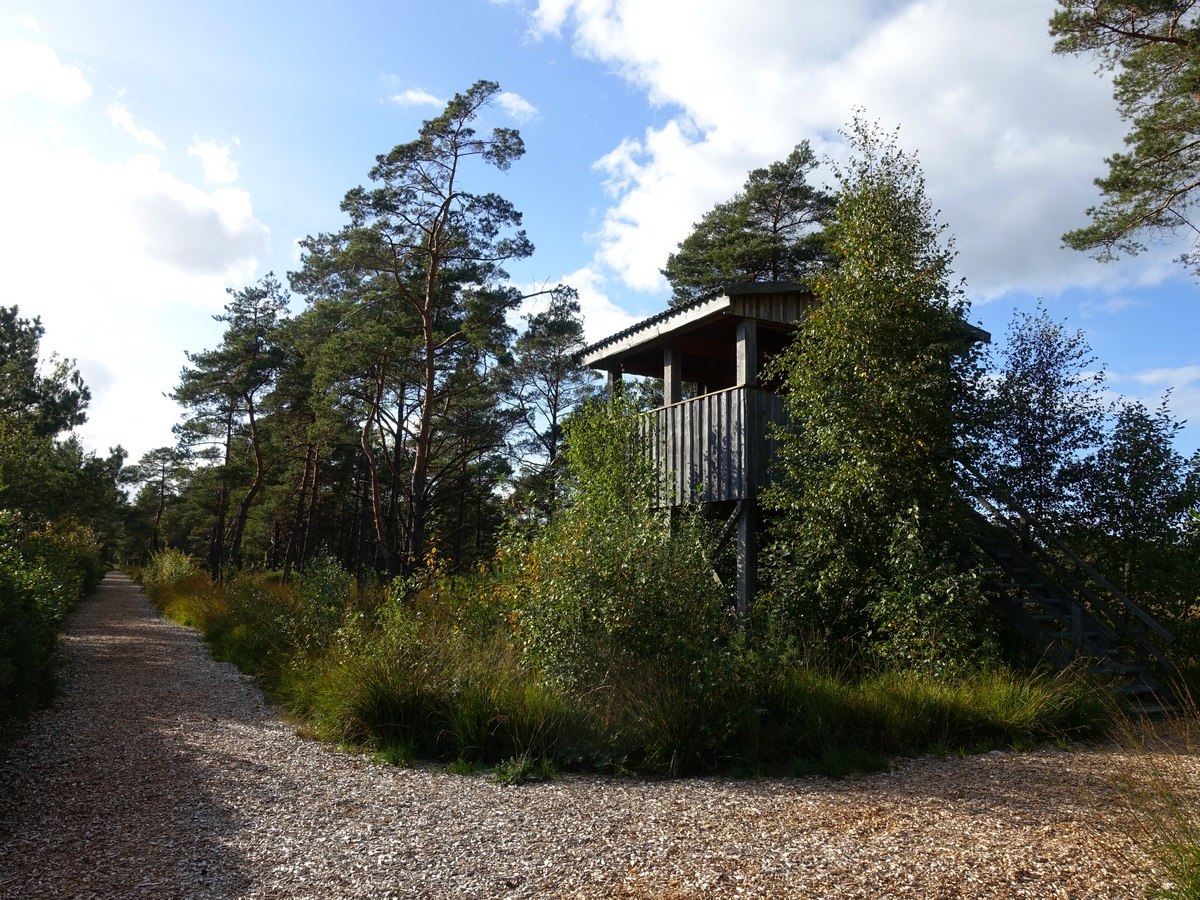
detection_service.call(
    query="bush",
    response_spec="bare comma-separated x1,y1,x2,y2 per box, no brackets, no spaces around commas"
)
291,552,355,648
141,548,203,595
509,397,733,693
292,604,586,768
139,483,1110,778
0,511,103,737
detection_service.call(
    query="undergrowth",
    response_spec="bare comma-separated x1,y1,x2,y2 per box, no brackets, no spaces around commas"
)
0,513,103,740
139,549,1107,779
1105,688,1200,900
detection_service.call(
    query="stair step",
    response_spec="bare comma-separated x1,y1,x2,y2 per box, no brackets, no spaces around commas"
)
973,504,1178,709
1113,682,1158,696
1030,614,1068,624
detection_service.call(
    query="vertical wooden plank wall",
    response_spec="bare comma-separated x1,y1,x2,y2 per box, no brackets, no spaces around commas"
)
643,387,787,506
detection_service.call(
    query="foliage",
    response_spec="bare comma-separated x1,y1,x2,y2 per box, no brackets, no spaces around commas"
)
500,286,595,520
763,117,986,670
25,519,105,599
145,543,1107,777
0,305,89,438
0,512,102,736
123,446,191,560
173,274,291,574
868,511,988,677
0,302,123,738
289,552,355,650
1081,396,1197,549
980,304,1108,529
507,396,733,693
492,752,556,785
662,142,833,304
0,305,126,558
1051,1,1200,275
292,79,532,574
1074,396,1200,662
140,548,203,594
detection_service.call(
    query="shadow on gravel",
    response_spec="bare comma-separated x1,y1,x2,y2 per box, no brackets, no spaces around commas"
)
0,572,258,899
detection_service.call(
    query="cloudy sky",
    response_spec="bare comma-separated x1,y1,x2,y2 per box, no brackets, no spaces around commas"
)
2,0,1198,464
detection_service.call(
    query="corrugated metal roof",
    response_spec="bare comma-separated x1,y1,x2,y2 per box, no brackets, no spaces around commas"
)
578,281,804,361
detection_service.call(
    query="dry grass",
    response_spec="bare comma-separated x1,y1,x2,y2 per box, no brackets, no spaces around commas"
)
1106,690,1200,900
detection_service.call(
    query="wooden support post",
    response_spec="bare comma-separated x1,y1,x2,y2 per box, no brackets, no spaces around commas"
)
664,345,681,406
737,318,757,387
606,369,623,400
736,499,757,619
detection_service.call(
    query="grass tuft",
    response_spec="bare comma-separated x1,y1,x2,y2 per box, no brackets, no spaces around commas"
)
1105,687,1200,900
493,753,556,785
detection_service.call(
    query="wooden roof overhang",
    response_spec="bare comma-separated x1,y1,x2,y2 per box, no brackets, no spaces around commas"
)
579,282,814,390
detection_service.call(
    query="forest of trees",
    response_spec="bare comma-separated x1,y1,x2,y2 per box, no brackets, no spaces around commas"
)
116,87,1198,649
125,81,595,582
4,78,1197,735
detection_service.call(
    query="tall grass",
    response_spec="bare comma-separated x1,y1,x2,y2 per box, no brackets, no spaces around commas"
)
141,552,1109,778
1106,691,1200,899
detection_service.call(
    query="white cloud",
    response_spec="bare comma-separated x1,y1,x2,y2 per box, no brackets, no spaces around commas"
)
563,265,642,345
1125,366,1200,389
0,124,270,461
391,87,443,107
126,153,267,275
509,265,640,348
188,137,240,184
108,100,166,150
0,36,91,105
18,15,41,32
526,0,1154,302
1109,366,1200,444
1079,295,1140,318
497,90,539,122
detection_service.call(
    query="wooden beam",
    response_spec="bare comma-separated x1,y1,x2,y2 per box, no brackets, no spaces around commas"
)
664,345,682,406
736,500,757,618
605,369,622,399
737,318,758,387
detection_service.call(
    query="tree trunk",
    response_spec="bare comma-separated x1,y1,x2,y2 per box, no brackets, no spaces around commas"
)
210,410,233,581
283,442,316,582
406,301,438,574
227,396,266,570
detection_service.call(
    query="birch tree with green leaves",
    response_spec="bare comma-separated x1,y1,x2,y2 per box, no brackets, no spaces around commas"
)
764,118,987,673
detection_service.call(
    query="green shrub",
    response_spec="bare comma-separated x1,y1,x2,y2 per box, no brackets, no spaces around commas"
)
140,501,1108,779
0,511,103,736
493,752,556,785
140,548,202,595
509,398,733,693
291,552,354,648
294,604,587,768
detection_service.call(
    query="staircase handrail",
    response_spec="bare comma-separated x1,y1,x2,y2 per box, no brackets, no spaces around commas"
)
959,462,1175,646
968,505,1122,648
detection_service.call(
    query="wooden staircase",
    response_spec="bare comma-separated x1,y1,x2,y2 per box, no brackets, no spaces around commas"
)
959,466,1178,706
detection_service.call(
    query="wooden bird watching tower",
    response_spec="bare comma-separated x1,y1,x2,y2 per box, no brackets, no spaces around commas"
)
579,282,812,615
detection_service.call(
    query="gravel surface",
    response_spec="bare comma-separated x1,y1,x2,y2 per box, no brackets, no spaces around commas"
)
0,572,1171,898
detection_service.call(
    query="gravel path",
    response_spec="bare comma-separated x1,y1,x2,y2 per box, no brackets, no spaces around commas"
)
0,572,1168,898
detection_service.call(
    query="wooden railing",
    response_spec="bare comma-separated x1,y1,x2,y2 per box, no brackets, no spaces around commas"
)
641,386,787,505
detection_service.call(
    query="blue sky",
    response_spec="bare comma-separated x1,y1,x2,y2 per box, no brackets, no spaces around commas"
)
2,0,1198,465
